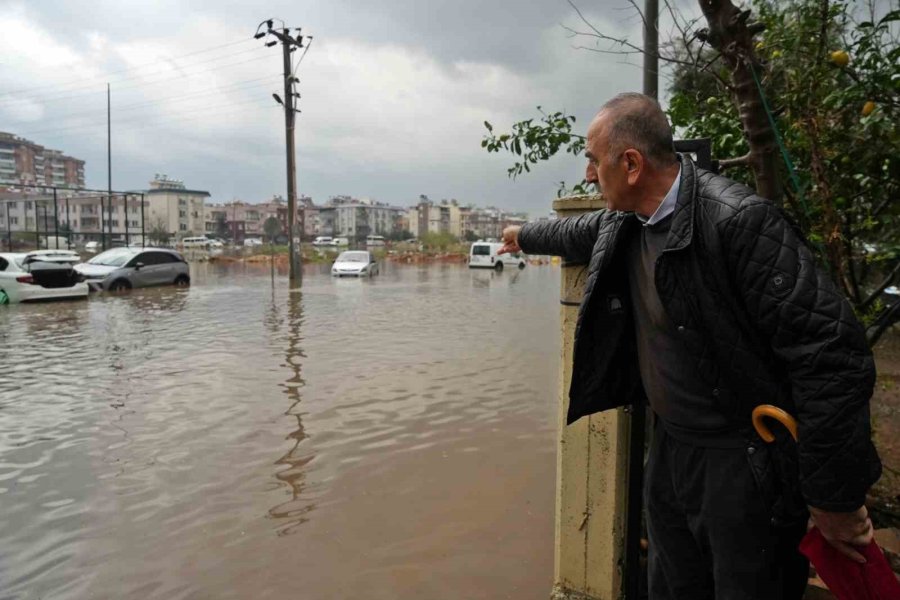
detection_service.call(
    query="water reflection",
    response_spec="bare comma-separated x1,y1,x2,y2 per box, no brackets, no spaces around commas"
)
268,282,315,536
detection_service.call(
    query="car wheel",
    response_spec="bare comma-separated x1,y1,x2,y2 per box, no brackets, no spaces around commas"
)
109,279,131,293
174,275,190,287
494,261,504,272
518,261,526,269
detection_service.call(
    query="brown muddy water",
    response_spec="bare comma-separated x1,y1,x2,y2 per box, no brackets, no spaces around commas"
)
0,261,561,600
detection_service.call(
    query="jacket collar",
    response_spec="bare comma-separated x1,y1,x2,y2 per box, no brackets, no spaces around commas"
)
664,153,697,252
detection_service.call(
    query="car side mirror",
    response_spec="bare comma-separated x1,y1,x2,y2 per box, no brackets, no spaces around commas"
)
135,262,145,270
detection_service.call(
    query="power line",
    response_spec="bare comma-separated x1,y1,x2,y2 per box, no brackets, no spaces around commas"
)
15,96,283,139
2,74,282,128
0,37,257,99
0,45,271,107
0,51,276,109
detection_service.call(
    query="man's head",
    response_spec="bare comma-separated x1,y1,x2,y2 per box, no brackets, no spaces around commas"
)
584,93,678,213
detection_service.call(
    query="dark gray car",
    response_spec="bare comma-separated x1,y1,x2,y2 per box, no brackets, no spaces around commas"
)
75,248,190,292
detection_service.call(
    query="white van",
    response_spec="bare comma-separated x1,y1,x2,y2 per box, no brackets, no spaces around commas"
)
181,236,210,248
468,241,526,271
312,236,334,247
40,235,71,250
366,235,385,247
332,237,350,247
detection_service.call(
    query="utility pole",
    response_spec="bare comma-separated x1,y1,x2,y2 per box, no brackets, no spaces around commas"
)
105,83,112,250
643,0,659,99
255,19,312,283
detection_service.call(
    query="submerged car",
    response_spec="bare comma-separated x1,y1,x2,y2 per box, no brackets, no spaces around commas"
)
331,250,379,277
0,250,88,304
75,248,190,292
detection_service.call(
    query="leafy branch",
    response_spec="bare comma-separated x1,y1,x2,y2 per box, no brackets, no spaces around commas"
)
482,107,588,192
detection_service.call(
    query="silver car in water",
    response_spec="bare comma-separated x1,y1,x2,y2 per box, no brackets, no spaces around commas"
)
75,248,190,292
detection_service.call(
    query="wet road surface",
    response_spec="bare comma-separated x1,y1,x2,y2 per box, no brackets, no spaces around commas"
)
0,261,560,599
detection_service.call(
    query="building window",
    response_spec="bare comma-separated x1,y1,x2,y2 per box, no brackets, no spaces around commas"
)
9,217,18,225
179,224,187,231
25,201,33,209
179,210,187,218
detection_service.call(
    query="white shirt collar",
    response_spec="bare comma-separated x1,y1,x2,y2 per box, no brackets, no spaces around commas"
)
636,166,681,227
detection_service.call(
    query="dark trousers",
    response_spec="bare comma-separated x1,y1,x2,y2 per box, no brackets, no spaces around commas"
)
645,425,809,600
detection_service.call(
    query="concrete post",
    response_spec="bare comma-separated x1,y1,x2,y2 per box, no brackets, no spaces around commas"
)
551,195,632,600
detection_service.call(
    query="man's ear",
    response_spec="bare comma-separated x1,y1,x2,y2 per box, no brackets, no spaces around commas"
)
623,149,643,185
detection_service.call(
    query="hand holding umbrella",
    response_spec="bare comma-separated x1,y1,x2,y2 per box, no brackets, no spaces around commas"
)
752,405,900,600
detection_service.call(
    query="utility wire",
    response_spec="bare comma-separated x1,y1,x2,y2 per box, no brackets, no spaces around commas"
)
16,96,282,138
0,37,257,99
0,52,275,110
0,45,270,107
2,74,281,127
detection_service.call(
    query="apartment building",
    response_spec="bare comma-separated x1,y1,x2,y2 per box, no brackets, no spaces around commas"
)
407,197,462,239
0,132,85,188
321,196,407,241
145,174,210,240
0,189,146,247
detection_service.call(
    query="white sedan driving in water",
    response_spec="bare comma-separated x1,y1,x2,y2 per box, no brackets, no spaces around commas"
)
0,251,89,304
331,250,379,277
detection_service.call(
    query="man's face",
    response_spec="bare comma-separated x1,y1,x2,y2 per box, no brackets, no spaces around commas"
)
584,113,633,212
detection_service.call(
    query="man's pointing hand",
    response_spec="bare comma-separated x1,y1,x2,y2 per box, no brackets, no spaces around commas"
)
499,226,522,255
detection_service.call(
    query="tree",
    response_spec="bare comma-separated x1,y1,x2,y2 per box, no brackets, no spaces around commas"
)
481,0,900,344
263,216,282,243
215,213,229,240
419,231,458,251
148,216,170,246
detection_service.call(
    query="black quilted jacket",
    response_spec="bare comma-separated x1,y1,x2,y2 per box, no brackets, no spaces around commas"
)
519,154,881,511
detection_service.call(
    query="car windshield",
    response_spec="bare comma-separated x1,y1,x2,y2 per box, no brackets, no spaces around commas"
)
88,249,136,267
338,252,369,263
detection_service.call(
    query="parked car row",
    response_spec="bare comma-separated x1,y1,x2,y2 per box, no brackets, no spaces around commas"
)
0,248,191,304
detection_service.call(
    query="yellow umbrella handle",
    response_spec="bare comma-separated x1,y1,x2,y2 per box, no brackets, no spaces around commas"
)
752,405,799,443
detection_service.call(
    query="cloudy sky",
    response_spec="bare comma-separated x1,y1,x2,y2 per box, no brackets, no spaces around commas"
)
0,0,693,215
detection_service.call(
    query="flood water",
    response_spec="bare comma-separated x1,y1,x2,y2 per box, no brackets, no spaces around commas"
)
0,261,561,599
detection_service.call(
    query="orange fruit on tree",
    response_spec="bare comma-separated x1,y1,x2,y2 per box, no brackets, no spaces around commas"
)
830,50,850,67
862,101,876,116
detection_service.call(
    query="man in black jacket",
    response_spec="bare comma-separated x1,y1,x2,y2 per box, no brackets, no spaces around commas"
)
500,93,881,599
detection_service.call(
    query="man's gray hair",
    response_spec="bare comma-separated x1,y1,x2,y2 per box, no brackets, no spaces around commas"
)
599,93,677,169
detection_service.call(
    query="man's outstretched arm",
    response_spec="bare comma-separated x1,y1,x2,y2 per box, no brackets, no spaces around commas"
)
500,211,606,264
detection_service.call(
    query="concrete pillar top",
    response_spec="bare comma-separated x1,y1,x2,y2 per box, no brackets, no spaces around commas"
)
552,194,605,215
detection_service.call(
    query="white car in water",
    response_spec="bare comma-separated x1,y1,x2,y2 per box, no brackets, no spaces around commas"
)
331,250,379,277
0,250,89,304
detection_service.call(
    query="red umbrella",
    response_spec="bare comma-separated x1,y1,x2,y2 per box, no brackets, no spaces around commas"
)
752,405,900,600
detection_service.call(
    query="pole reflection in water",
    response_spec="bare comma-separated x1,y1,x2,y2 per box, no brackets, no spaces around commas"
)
267,281,315,535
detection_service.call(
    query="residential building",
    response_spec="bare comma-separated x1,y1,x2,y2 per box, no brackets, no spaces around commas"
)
0,132,85,188
408,196,462,239
145,174,210,240
0,189,146,248
323,195,406,241
205,194,313,242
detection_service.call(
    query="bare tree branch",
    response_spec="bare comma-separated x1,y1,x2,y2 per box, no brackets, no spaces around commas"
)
718,153,752,169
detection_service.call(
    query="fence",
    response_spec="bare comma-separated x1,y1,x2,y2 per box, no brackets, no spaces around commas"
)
0,184,146,252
